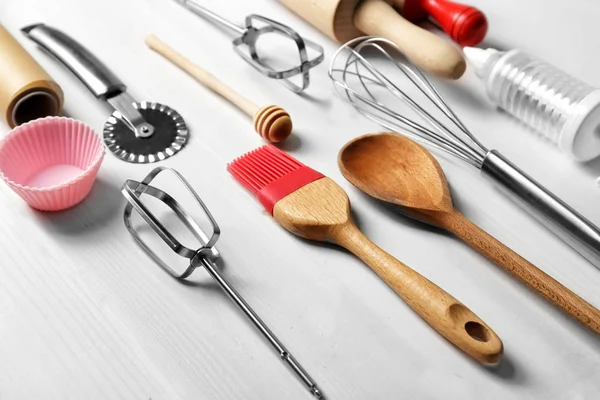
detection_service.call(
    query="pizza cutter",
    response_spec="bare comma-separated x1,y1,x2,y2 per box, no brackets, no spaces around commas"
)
23,24,188,164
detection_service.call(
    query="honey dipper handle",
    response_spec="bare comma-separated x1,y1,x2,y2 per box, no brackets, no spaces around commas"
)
441,210,600,334
332,222,503,364
353,0,466,79
145,35,259,116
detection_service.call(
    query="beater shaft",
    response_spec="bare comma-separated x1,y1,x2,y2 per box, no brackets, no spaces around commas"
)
198,256,324,399
123,167,324,398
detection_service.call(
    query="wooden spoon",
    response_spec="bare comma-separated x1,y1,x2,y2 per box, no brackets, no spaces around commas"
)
338,132,600,334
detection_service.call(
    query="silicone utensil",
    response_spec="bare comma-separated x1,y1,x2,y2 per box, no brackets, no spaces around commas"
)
228,144,503,364
0,117,104,211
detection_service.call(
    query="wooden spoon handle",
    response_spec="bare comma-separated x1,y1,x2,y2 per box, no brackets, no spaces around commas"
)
441,211,600,333
145,35,259,116
353,0,465,79
332,222,503,364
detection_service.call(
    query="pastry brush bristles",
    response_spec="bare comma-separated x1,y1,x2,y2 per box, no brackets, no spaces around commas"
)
228,145,325,214
228,145,305,194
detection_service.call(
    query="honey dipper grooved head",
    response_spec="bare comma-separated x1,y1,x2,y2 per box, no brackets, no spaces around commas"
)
253,105,292,143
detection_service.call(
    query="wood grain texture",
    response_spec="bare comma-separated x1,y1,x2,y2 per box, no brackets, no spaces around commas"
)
338,132,600,334
273,177,503,364
277,0,362,42
434,210,600,333
2,0,600,398
353,0,466,79
145,35,292,143
277,0,466,79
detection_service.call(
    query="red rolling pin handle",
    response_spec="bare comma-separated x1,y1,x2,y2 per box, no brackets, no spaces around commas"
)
401,0,488,46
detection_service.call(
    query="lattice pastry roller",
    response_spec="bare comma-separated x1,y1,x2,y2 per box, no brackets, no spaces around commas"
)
23,24,188,164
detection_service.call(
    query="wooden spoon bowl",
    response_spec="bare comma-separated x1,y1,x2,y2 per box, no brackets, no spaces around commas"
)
339,132,453,218
339,132,600,335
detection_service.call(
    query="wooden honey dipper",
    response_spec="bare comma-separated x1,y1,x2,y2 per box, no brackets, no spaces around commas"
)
146,35,292,143
277,0,466,79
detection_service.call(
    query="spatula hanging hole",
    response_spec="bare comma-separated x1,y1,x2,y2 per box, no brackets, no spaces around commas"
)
465,321,490,342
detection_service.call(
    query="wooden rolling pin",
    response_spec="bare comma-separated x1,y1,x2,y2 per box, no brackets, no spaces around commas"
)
146,35,293,143
277,0,466,79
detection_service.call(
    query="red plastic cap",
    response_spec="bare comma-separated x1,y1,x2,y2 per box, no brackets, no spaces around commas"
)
452,7,488,46
402,0,488,46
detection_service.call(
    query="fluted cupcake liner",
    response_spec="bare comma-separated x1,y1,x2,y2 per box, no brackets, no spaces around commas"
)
0,117,104,211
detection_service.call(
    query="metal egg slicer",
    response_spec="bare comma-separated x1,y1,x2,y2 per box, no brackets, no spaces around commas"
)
122,167,324,399
172,0,324,93
24,24,188,164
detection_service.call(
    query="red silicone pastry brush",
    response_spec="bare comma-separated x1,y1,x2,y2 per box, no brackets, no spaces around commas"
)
228,145,503,364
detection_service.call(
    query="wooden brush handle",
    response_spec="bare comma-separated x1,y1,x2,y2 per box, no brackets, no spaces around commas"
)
353,0,466,79
439,210,600,333
332,222,503,364
145,35,258,116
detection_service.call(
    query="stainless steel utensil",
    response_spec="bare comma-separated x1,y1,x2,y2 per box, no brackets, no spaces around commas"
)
23,24,188,164
122,166,324,399
329,36,600,267
172,0,324,93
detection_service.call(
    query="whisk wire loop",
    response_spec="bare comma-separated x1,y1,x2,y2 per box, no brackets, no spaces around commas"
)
329,36,488,167
336,68,477,166
359,44,483,160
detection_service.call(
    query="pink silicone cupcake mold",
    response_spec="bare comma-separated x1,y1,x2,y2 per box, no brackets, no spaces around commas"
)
0,117,105,211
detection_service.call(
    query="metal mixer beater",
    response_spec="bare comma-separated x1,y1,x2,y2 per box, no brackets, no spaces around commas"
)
122,167,324,399
329,36,600,266
172,0,324,93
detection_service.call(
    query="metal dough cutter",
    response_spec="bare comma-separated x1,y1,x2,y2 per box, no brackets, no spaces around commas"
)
172,0,324,93
23,24,188,164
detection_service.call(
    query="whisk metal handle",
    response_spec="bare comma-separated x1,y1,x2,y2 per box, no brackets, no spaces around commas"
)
481,150,600,267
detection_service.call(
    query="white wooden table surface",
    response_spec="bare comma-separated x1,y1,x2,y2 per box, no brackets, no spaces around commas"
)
1,0,600,398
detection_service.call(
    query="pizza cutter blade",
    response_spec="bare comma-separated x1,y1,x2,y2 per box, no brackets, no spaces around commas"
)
104,100,188,163
23,23,189,163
